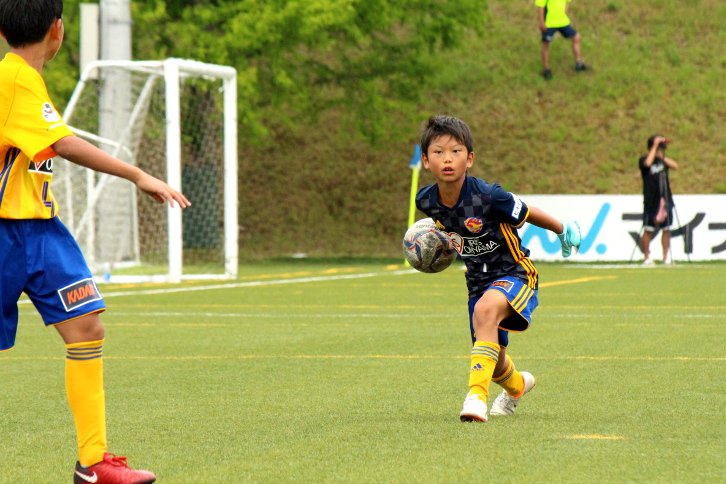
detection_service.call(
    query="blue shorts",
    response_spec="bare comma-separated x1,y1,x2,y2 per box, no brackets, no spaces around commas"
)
542,25,578,42
0,218,106,351
468,276,538,347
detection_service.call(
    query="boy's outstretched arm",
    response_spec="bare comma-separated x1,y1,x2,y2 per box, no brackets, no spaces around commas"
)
527,206,563,234
527,206,581,257
52,135,191,208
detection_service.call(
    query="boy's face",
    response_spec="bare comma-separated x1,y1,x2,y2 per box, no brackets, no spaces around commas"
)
422,134,473,184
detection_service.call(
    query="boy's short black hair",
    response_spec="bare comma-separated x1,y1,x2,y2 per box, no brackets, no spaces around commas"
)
421,115,474,156
0,0,63,48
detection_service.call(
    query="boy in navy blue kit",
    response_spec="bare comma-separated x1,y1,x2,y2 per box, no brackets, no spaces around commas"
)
416,115,580,421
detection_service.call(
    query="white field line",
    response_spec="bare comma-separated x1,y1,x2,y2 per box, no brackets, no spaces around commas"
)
16,310,726,319
17,269,417,305
4,355,725,361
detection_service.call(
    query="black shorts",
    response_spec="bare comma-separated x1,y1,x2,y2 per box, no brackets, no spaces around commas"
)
643,205,673,232
542,25,577,42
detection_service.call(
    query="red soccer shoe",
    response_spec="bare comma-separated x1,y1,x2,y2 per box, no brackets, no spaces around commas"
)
74,453,156,484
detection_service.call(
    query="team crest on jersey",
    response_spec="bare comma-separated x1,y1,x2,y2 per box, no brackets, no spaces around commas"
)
446,232,499,257
28,158,53,174
58,278,102,312
464,217,483,233
41,102,61,122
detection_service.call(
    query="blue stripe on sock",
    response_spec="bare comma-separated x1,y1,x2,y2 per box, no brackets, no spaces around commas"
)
66,354,103,361
67,348,103,355
471,347,499,356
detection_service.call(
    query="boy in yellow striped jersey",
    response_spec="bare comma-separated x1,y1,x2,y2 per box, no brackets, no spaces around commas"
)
0,1,190,482
416,116,580,422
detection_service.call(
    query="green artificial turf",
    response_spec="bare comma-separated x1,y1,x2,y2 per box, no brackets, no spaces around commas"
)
2,261,724,482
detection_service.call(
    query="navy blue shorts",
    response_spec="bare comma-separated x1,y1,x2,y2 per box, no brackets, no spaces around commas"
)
468,276,538,347
542,25,578,42
0,218,106,351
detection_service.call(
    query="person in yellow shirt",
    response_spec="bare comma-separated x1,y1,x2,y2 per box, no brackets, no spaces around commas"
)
0,0,190,482
535,0,586,79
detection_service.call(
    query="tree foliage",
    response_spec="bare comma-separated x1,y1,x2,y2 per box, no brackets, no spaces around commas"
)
36,1,487,139
126,0,487,141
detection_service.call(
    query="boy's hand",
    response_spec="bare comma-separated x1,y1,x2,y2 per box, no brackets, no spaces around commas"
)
135,173,191,208
557,221,581,258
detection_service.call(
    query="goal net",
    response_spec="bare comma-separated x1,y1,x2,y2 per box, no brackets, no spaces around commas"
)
54,58,238,283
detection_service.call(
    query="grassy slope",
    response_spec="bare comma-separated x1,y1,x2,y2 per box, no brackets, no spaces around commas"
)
3,262,725,482
3,3,724,258
431,0,726,196
241,0,726,257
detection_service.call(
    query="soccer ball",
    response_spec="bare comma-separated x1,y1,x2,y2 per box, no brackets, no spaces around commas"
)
402,218,457,273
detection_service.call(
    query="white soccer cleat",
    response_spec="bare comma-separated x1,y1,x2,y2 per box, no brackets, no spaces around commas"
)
643,258,655,266
460,393,488,422
489,371,536,416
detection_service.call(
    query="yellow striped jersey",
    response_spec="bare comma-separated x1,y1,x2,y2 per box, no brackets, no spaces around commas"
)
0,53,74,219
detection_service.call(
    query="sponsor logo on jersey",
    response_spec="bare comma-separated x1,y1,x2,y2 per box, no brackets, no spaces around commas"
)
447,232,500,257
28,158,53,174
464,217,483,233
511,194,523,219
491,280,515,293
58,278,102,312
41,102,61,122
46,121,66,131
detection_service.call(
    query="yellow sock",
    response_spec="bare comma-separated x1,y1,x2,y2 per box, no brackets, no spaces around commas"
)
492,355,525,398
468,341,500,401
65,340,107,466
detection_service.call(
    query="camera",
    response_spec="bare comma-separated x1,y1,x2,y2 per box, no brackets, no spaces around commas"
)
647,135,669,151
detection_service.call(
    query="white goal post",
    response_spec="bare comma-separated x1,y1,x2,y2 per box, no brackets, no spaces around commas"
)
56,58,238,283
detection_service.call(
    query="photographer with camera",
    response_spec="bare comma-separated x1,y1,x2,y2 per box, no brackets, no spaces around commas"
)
639,135,679,265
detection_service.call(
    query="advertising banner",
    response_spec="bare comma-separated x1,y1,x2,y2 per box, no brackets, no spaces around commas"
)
518,195,726,261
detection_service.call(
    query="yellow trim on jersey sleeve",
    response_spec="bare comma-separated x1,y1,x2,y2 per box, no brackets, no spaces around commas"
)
513,208,530,229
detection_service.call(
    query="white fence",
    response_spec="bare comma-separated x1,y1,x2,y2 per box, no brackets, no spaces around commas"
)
518,195,726,261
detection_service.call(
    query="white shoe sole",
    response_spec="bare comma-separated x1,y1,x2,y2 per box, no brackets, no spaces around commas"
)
460,413,487,423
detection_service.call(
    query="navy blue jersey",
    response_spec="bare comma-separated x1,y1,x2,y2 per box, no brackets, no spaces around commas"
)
416,176,538,298
639,156,673,209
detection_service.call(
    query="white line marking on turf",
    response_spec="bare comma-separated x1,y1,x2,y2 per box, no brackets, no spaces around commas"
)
17,269,418,305
4,355,724,361
98,312,455,318
102,269,419,297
